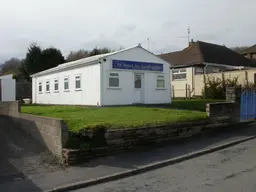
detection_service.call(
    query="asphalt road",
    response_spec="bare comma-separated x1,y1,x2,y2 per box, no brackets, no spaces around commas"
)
0,117,62,192
75,138,256,192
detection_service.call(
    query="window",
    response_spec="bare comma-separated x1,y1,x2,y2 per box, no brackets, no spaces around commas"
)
64,77,69,90
172,69,186,80
134,74,142,88
75,75,81,90
38,82,42,93
54,79,59,91
109,73,119,87
156,75,165,88
46,80,50,92
194,67,204,75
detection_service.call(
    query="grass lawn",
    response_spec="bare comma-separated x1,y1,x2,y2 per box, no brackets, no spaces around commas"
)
21,105,207,133
170,99,225,111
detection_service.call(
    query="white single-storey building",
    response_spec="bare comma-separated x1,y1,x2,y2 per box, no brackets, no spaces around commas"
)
0,74,16,102
31,44,171,106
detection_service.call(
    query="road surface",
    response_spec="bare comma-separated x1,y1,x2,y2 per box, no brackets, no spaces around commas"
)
75,138,256,192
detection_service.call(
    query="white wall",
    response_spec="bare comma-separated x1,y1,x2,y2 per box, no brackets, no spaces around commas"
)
1,78,16,101
34,64,101,105
0,74,13,80
101,47,171,105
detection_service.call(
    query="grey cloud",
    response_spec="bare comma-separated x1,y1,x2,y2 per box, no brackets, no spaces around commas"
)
0,0,256,62
161,21,177,29
113,24,137,37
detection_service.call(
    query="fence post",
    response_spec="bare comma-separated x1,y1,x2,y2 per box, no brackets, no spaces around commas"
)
185,84,188,98
245,71,249,87
172,85,175,98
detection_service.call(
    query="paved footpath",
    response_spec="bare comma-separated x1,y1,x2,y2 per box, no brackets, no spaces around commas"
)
1,121,256,191
75,137,256,192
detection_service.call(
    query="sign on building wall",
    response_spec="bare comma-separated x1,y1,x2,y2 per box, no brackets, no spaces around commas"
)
112,60,163,72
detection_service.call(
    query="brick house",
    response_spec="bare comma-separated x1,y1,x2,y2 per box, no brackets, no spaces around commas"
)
240,44,256,61
158,40,253,98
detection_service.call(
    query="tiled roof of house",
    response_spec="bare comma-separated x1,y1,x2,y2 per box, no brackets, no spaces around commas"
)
159,41,253,67
240,44,256,54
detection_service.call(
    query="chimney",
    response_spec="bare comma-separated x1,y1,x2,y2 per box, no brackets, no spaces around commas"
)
189,39,194,47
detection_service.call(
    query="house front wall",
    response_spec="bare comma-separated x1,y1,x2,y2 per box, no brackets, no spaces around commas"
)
101,47,171,105
171,67,193,98
33,64,101,105
171,65,241,98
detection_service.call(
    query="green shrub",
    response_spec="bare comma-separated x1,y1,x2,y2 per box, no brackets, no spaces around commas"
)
202,76,239,99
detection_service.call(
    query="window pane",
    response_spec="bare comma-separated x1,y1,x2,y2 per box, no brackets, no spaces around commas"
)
180,69,186,73
173,73,186,80
110,73,118,77
54,83,58,91
109,78,119,87
135,75,141,88
64,82,69,90
76,80,81,89
157,79,165,88
173,69,179,73
157,75,164,79
46,82,50,91
39,84,42,92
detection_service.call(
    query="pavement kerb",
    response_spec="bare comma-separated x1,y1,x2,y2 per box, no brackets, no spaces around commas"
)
45,135,256,192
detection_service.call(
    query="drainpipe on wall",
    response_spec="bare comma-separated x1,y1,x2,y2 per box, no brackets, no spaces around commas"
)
203,64,208,92
189,66,195,98
99,59,103,106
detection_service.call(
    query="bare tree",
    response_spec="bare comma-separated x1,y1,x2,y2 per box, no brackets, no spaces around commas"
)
0,58,21,76
230,46,250,53
66,49,90,62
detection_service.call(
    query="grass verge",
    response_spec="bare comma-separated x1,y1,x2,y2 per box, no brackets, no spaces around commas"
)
170,99,225,111
21,105,207,133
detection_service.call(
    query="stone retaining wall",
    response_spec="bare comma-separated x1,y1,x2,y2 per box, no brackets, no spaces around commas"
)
63,119,232,165
1,101,240,164
63,101,240,165
0,101,69,158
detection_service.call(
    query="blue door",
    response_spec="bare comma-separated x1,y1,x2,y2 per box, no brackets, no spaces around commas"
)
240,89,256,121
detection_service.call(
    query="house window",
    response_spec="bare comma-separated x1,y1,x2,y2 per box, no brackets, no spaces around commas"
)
109,73,119,87
54,79,59,91
46,80,50,92
75,75,81,90
156,75,165,88
194,67,204,75
38,82,42,93
64,77,69,91
172,69,186,80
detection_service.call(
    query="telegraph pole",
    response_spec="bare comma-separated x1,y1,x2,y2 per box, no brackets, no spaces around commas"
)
147,38,150,51
188,27,190,44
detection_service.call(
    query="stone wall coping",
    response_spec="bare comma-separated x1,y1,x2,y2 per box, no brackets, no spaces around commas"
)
106,120,209,132
20,113,63,121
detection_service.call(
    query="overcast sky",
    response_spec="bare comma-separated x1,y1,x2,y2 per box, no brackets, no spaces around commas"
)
0,0,255,63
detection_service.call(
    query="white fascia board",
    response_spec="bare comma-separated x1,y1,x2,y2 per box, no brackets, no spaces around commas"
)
203,62,245,69
30,60,100,78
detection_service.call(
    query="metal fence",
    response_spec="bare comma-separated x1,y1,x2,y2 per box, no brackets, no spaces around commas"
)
240,88,256,121
16,82,32,100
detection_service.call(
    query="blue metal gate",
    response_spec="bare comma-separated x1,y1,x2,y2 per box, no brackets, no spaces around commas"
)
240,89,256,121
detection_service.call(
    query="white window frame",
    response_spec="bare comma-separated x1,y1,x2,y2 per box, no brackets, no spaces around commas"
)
75,74,82,90
64,76,69,91
38,82,42,93
46,80,50,93
108,72,120,88
156,75,165,89
54,78,59,92
172,69,187,80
